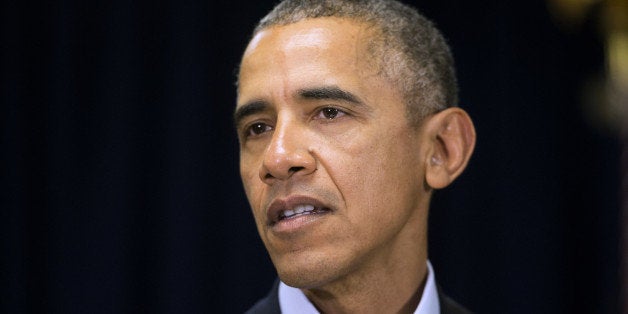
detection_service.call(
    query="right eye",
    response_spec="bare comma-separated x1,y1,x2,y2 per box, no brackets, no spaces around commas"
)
246,122,273,137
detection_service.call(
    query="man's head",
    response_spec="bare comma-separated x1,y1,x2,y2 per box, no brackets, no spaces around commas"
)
234,0,475,293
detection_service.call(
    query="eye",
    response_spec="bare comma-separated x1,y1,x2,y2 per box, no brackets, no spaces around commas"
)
316,107,345,120
246,122,273,137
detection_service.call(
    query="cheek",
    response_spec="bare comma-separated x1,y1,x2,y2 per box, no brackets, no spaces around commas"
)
328,127,416,182
240,148,262,185
244,183,268,234
326,129,421,218
240,155,266,213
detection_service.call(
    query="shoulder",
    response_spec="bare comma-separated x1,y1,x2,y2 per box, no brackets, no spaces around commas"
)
245,280,281,314
439,288,473,314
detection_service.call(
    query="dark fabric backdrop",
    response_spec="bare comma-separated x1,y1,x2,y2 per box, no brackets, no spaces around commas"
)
1,0,621,313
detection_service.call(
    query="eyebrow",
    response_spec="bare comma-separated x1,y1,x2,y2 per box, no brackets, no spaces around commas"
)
233,100,268,128
297,86,364,105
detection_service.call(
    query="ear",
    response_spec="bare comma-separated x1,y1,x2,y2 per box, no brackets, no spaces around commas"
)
423,108,476,190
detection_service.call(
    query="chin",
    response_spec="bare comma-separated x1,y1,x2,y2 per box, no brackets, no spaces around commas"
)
273,252,344,289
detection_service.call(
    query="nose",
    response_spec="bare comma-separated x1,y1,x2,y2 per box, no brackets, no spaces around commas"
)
259,117,316,183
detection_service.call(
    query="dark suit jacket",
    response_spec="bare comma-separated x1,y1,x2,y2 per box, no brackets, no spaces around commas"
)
245,280,472,314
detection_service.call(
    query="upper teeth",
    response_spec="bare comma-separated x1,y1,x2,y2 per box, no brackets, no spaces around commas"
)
282,204,315,218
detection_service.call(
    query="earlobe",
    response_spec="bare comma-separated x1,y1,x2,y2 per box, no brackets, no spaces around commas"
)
424,108,476,189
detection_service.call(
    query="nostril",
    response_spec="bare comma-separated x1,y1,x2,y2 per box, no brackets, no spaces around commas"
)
288,166,305,173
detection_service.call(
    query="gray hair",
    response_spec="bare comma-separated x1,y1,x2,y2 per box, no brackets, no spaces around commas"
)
249,0,458,123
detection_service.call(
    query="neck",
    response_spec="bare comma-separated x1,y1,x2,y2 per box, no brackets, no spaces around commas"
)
302,232,428,314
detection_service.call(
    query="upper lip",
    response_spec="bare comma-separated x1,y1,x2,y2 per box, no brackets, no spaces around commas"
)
266,195,330,225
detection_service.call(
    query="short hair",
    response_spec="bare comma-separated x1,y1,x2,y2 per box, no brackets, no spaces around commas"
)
248,0,458,123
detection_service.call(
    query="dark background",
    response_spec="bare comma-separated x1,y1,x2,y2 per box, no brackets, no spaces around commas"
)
1,0,622,313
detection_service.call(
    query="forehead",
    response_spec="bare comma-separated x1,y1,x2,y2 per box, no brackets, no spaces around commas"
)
246,19,344,56
237,18,385,107
243,17,374,61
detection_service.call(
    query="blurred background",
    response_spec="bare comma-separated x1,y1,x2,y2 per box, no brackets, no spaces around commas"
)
1,0,625,313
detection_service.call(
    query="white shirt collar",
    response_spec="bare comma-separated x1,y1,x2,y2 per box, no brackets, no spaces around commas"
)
278,261,440,314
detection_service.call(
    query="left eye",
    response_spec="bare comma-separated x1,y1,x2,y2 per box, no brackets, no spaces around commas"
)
317,107,343,120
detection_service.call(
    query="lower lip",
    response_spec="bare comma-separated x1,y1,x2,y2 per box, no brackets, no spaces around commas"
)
271,211,330,234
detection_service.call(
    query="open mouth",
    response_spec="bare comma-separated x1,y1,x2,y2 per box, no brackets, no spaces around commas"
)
277,204,331,221
267,196,334,227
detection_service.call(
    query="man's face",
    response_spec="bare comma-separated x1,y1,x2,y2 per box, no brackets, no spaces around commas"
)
236,18,432,288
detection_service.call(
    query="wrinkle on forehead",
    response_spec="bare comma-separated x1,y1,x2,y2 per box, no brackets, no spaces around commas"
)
244,27,334,65
245,18,374,57
283,27,333,50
